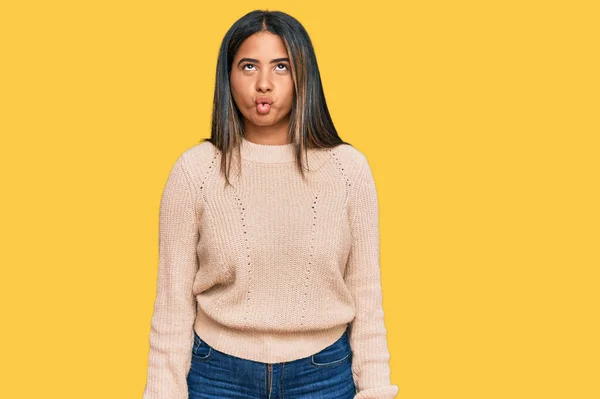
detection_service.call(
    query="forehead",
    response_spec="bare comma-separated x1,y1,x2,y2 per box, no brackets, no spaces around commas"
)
234,32,289,60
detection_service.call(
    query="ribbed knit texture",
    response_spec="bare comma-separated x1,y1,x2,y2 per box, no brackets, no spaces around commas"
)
142,137,399,399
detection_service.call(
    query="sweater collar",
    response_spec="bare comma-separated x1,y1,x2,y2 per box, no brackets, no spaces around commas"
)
240,136,296,163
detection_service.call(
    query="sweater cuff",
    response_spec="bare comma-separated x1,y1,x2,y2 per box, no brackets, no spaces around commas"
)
354,385,400,399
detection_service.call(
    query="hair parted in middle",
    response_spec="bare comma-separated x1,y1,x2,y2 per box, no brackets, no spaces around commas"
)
201,9,352,186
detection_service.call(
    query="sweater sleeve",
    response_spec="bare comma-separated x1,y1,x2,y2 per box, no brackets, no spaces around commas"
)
345,154,399,399
142,155,199,399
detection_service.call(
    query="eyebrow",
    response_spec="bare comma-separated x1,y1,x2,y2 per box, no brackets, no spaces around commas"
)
237,57,290,67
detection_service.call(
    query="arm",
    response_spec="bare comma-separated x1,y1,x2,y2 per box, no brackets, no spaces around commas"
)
143,155,199,399
345,154,399,399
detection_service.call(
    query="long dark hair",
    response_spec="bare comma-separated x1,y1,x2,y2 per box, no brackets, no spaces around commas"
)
201,9,351,186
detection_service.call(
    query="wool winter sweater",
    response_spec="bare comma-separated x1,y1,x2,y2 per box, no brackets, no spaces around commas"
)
143,137,398,399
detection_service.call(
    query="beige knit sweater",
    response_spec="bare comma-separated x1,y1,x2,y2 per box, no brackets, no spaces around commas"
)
142,137,398,399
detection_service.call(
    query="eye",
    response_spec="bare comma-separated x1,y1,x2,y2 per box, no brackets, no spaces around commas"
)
242,63,256,71
275,63,289,71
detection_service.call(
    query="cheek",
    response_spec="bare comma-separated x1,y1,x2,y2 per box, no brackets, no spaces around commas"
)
230,77,246,104
230,79,239,98
280,80,295,109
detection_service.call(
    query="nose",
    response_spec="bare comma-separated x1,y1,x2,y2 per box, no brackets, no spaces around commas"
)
255,70,273,93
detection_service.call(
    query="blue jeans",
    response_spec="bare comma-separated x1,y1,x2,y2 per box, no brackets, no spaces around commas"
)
187,327,357,399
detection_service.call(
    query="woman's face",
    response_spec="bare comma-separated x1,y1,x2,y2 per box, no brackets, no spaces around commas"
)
230,31,294,129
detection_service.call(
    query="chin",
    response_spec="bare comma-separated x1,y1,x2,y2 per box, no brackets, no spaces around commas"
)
253,120,277,126
250,116,280,126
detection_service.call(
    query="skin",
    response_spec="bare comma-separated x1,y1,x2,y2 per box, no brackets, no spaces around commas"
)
230,31,295,145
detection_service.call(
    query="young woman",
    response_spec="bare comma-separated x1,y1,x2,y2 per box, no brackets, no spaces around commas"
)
143,9,398,399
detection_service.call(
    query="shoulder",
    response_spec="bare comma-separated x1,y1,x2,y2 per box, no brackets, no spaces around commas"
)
161,140,220,197
180,140,218,164
326,143,370,185
174,140,219,177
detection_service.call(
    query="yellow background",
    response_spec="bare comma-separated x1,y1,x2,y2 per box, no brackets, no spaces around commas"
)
1,1,598,398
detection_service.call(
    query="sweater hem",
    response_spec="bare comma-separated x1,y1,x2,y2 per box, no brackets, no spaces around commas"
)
193,306,349,363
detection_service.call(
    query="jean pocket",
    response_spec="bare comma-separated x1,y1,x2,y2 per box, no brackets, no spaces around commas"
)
310,332,352,368
192,330,212,361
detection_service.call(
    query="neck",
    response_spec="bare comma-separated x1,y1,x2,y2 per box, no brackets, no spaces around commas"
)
243,114,291,145
239,136,296,163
